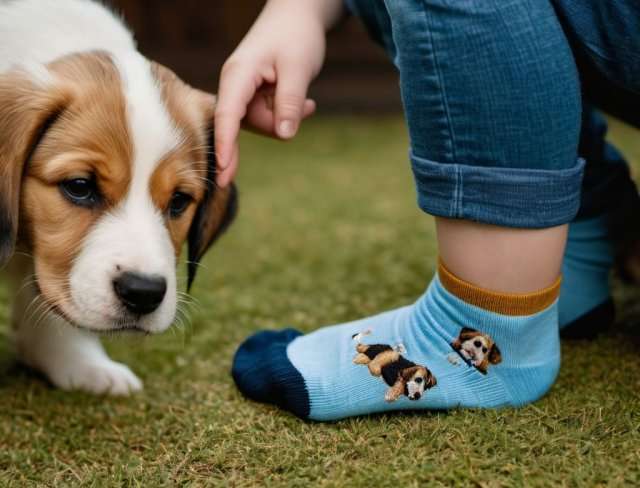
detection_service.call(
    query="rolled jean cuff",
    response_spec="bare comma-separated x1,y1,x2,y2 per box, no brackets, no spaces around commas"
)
411,153,586,229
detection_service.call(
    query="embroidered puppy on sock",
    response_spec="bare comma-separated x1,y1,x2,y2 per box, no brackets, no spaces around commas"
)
450,327,502,374
352,331,436,402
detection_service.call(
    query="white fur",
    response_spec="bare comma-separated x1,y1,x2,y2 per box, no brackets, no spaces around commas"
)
0,0,135,73
447,353,461,366
459,336,491,367
68,198,178,333
352,329,371,342
405,376,425,400
68,51,181,334
2,0,184,395
9,256,143,395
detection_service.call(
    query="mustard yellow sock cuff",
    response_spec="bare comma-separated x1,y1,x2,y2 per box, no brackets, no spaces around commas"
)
438,259,561,316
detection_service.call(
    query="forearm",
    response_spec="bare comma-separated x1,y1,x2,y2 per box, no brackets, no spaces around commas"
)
260,0,346,32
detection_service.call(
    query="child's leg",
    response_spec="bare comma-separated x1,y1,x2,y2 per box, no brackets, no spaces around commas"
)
233,0,583,420
551,0,640,337
560,105,640,338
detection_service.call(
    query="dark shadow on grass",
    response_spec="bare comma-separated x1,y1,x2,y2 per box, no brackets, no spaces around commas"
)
561,279,640,347
0,359,52,391
609,283,640,347
252,399,450,425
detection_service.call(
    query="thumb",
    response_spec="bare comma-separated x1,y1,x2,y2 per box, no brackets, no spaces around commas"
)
274,63,312,139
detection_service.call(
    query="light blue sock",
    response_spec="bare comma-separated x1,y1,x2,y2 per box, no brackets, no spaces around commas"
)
560,216,615,337
233,262,561,421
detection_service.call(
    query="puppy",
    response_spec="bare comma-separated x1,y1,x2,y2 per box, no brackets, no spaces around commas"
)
451,327,502,374
352,333,436,402
0,0,237,395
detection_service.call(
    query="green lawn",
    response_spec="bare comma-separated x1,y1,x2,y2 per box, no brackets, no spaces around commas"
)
1,116,639,486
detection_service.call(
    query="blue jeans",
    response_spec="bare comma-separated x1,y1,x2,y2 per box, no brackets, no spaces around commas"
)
345,0,640,229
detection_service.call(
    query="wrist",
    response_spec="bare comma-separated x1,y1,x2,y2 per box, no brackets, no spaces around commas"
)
263,0,345,31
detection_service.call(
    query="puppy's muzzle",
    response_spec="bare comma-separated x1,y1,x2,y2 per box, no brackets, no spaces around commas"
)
113,272,167,315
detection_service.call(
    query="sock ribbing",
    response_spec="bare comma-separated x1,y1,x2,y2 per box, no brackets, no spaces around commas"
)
438,260,561,316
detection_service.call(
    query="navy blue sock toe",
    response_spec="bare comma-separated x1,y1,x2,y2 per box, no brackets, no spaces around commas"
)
232,328,310,419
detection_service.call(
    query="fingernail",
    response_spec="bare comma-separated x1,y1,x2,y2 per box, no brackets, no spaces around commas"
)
279,120,296,138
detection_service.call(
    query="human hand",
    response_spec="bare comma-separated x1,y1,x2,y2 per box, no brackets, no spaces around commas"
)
214,0,344,187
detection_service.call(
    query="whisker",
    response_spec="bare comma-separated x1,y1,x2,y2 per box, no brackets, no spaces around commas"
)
12,251,35,259
184,260,211,273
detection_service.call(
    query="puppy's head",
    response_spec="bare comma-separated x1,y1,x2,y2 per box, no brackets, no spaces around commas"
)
452,327,502,373
401,365,436,401
0,51,236,333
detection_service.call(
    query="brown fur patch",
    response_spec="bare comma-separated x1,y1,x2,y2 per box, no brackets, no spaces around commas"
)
149,153,204,254
401,365,422,382
488,344,502,365
368,350,400,376
0,69,72,265
371,349,401,369
18,51,131,308
151,62,215,140
149,62,216,256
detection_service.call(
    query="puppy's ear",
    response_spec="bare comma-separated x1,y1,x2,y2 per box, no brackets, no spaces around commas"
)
451,338,462,350
488,343,502,365
425,369,437,389
460,326,477,337
0,68,70,267
186,127,238,289
475,361,489,375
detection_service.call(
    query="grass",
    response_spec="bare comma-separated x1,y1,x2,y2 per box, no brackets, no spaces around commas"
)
1,115,640,487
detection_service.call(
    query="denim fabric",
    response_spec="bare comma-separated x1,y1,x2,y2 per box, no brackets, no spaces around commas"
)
577,105,638,220
551,0,640,95
345,0,638,228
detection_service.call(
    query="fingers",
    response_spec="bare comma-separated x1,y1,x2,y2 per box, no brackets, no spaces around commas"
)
243,86,277,135
214,58,316,187
244,88,317,136
217,143,238,189
216,98,315,188
214,62,258,179
302,98,317,119
274,61,313,139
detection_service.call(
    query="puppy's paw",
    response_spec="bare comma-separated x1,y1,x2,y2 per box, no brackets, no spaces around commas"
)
49,359,143,396
384,390,399,402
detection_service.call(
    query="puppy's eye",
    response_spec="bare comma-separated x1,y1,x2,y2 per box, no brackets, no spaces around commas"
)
169,191,192,218
414,377,423,384
482,347,488,353
474,340,482,348
60,178,99,207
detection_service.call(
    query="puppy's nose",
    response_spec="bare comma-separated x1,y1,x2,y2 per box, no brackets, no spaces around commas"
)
113,272,167,315
411,392,421,401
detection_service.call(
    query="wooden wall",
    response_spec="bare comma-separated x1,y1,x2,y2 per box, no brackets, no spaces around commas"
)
108,0,401,112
